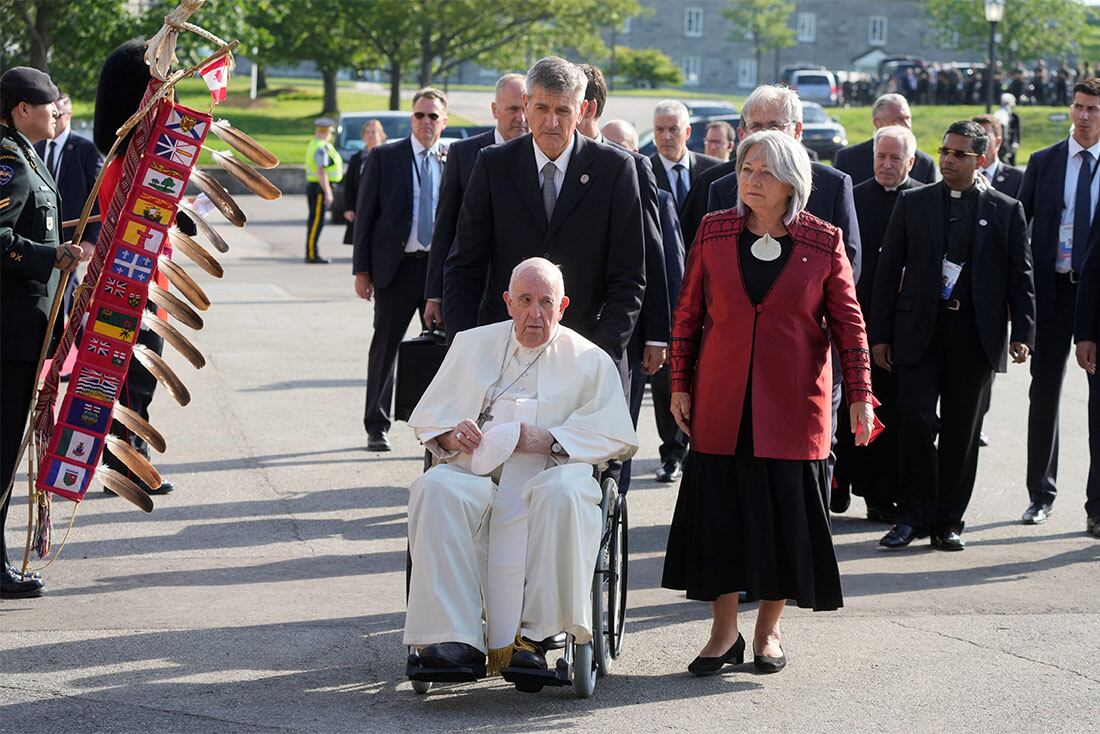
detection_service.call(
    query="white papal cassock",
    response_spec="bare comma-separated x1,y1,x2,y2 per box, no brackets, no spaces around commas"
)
405,320,637,671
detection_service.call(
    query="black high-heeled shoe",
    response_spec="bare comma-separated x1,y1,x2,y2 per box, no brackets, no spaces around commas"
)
753,644,787,673
688,633,745,676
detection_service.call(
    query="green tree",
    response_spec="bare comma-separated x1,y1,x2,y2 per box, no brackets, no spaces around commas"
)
924,0,1087,68
722,0,795,85
612,47,683,88
0,0,140,101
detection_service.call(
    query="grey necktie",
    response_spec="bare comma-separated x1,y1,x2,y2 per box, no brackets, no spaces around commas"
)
417,150,434,246
541,161,557,222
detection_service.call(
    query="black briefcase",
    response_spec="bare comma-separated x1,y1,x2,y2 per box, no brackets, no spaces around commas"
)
394,329,449,422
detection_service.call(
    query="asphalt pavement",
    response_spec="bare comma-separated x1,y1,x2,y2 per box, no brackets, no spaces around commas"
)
2,195,1098,733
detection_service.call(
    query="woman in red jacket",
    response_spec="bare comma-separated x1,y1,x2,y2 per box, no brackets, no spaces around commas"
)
662,131,875,676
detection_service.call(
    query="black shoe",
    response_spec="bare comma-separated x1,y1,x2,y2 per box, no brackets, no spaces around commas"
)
1022,502,1052,525
304,256,330,264
866,503,897,524
366,431,391,452
508,637,547,671
688,633,745,676
879,524,925,549
655,461,682,482
830,484,852,513
416,641,486,672
978,431,989,447
1,568,45,599
1088,516,1100,538
930,530,966,551
145,480,174,495
753,644,787,674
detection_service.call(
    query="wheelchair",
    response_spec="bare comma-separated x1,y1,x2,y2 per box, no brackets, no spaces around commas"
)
405,458,629,699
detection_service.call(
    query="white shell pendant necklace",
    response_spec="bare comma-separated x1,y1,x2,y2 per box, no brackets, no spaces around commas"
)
751,232,782,262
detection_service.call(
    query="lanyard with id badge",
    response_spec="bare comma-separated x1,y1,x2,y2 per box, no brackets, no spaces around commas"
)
942,258,964,300
1059,152,1100,271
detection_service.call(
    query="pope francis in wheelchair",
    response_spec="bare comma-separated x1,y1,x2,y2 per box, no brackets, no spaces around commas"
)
404,258,637,695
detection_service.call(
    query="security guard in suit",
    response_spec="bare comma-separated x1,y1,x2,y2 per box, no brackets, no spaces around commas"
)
304,117,343,264
1,67,83,598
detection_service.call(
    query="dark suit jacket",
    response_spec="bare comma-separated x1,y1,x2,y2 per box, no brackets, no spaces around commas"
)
833,138,939,186
987,160,1023,199
1075,222,1100,342
1017,139,1098,323
649,151,722,218
626,148,669,352
628,188,683,361
352,138,418,289
851,176,920,310
657,190,685,308
425,130,496,300
34,132,102,244
341,148,366,244
869,182,1035,372
707,161,862,283
444,133,645,362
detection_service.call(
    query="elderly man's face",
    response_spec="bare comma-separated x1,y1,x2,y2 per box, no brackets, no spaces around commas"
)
873,135,915,189
653,112,690,161
875,102,912,130
601,121,638,152
739,101,802,141
504,270,570,348
524,86,581,160
492,79,528,141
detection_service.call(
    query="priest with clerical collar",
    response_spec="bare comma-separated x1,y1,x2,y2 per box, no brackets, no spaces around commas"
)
404,257,637,678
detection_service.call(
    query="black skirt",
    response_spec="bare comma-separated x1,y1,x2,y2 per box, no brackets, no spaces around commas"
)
661,384,843,611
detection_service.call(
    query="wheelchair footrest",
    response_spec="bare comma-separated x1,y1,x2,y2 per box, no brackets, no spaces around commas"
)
407,656,485,683
500,658,572,691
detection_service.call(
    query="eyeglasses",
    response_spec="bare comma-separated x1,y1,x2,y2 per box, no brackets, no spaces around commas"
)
744,121,793,134
938,146,980,159
413,111,441,121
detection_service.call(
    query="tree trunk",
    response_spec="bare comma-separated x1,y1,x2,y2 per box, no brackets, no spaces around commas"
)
27,0,54,71
418,23,433,88
389,59,402,110
322,68,339,115
256,64,268,92
755,47,763,87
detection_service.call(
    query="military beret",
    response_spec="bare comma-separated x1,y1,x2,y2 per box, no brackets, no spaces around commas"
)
0,66,59,106
314,117,335,129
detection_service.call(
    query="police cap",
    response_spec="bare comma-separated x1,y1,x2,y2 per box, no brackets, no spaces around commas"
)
314,117,335,129
0,66,60,106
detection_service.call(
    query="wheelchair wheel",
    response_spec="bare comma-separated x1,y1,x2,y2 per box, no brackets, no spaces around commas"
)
573,639,596,698
608,493,628,660
594,477,614,677
411,680,431,695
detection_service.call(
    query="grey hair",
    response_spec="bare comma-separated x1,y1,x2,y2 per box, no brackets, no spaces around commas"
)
741,85,802,124
1000,92,1016,107
872,93,909,121
735,131,812,225
509,257,565,298
653,99,690,124
873,125,917,159
601,119,639,150
495,73,525,96
525,57,586,103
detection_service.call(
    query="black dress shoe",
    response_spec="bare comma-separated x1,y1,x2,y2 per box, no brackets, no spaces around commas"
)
1022,502,1052,525
753,644,787,674
830,484,851,513
417,641,486,671
366,431,391,452
879,524,925,549
508,637,547,671
930,530,966,551
866,504,897,524
655,461,682,482
304,256,330,264
688,633,745,676
1,568,45,599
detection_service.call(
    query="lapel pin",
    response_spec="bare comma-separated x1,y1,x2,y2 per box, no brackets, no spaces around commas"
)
979,219,988,227
580,174,590,184
996,175,1005,182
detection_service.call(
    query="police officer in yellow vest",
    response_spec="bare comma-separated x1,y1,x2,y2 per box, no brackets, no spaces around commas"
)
1,66,83,599
304,117,343,264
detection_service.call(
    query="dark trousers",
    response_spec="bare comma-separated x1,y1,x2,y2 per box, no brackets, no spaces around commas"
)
102,329,161,484
1,360,37,568
836,362,900,509
651,364,687,466
1087,372,1100,518
896,309,993,534
618,358,648,494
305,181,327,260
1027,273,1077,507
364,254,428,435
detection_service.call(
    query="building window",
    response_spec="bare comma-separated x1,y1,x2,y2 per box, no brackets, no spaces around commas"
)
684,7,704,38
682,56,701,86
869,16,888,46
738,59,757,88
797,13,816,43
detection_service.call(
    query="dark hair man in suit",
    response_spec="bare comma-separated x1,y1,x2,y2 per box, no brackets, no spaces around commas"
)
833,93,939,186
1018,78,1100,525
33,94,101,256
423,74,528,331
354,87,449,451
871,121,1035,552
971,113,1023,199
443,57,644,383
1072,215,1100,538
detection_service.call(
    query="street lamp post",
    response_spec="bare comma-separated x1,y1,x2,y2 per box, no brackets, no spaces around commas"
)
985,0,1005,113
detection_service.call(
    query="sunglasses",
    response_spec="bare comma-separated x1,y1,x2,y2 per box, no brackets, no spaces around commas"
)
938,146,980,159
413,111,441,121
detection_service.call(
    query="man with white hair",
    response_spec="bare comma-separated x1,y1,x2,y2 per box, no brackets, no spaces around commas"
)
649,99,721,224
833,93,939,185
444,57,645,381
405,257,637,679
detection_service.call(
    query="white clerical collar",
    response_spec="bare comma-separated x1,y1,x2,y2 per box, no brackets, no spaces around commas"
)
883,176,909,192
533,133,575,176
659,150,690,177
1069,135,1100,162
510,322,560,357
410,134,440,159
494,128,507,146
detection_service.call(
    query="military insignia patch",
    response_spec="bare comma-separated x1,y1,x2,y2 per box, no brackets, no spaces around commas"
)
0,165,12,186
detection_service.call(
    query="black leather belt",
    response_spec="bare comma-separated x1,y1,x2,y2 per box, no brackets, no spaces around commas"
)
1056,270,1080,284
404,250,429,260
943,298,962,311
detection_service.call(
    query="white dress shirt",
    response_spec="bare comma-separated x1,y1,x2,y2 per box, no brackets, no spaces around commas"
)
406,135,443,253
494,128,507,146
1059,136,1100,272
658,150,691,193
532,133,576,197
45,126,70,180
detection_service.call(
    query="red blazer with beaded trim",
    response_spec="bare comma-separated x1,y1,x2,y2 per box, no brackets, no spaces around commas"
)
670,208,872,460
